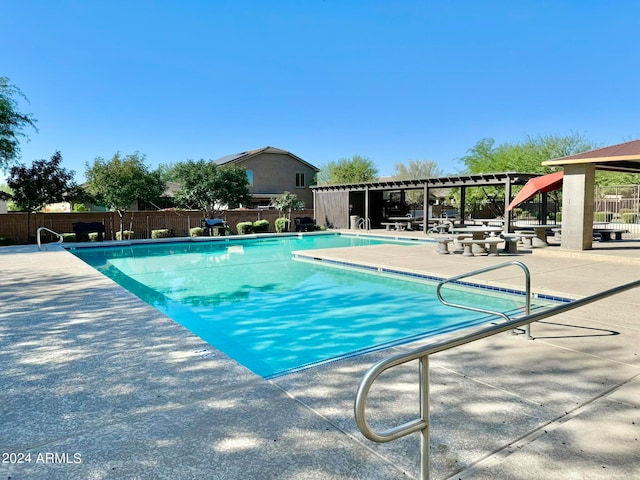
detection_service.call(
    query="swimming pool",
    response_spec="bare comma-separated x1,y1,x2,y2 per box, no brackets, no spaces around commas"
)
71,234,554,378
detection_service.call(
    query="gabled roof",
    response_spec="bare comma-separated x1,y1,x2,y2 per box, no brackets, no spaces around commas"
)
542,139,640,173
213,146,319,171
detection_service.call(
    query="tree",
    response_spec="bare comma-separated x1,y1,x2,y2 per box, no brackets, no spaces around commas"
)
393,159,442,180
271,191,304,220
317,155,378,184
392,159,443,211
460,133,596,175
6,151,75,241
85,152,165,237
0,77,38,169
170,159,251,216
458,133,598,214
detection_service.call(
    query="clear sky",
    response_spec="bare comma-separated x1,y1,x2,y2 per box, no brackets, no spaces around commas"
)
4,0,640,181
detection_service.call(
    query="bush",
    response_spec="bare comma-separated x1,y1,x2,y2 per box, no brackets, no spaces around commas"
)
62,233,76,242
116,230,134,240
151,229,171,239
593,212,613,222
190,227,205,237
236,222,253,234
275,217,290,233
0,237,12,246
621,212,638,224
252,219,269,233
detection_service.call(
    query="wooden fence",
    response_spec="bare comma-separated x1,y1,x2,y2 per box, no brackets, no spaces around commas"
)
0,209,315,244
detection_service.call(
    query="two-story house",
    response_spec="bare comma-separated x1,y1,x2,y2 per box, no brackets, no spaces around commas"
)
213,146,319,209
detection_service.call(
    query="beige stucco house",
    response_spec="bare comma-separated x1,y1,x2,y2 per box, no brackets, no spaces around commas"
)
213,146,319,208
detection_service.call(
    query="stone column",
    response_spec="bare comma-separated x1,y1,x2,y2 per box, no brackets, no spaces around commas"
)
561,163,595,250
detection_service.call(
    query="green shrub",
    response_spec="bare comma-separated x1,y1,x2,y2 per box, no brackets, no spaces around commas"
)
275,217,290,233
236,222,253,234
0,237,12,246
88,232,100,242
593,212,613,222
190,227,205,237
62,233,76,242
116,230,134,240
252,219,269,233
621,212,638,224
151,229,171,239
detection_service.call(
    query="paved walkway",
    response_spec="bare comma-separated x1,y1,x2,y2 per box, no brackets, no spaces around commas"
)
1,233,639,479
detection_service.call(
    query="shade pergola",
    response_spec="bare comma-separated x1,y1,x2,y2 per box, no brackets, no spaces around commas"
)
542,139,640,250
311,172,539,233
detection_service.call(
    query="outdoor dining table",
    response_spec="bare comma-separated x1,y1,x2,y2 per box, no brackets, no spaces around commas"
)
472,218,504,227
451,226,503,239
388,216,423,230
451,226,504,253
530,224,558,247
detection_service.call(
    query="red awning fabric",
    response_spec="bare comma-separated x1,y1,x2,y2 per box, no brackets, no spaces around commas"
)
506,171,564,211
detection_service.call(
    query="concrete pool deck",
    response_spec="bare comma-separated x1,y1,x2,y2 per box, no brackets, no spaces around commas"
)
1,233,639,479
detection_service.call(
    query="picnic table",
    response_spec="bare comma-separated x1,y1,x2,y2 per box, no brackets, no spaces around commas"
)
451,226,503,253
385,216,423,231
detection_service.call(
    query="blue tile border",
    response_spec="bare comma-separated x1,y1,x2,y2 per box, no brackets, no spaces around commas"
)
293,253,574,304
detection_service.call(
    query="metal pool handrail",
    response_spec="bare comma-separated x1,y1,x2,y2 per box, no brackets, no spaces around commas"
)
354,275,640,480
437,260,532,338
37,227,63,250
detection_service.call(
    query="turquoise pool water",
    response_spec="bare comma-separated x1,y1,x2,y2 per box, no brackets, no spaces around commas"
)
71,234,551,377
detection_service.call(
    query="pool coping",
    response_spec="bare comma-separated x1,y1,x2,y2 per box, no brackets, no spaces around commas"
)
2,234,640,479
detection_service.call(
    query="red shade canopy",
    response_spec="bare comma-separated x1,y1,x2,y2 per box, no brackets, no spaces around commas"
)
506,171,564,211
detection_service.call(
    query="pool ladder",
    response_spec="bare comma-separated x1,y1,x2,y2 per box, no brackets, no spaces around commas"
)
354,261,640,480
358,217,371,230
37,227,63,250
437,260,532,339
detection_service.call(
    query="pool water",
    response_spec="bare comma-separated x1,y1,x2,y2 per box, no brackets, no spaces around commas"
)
71,234,551,377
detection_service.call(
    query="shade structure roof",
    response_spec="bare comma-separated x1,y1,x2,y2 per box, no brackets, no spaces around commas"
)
542,139,640,173
506,171,564,211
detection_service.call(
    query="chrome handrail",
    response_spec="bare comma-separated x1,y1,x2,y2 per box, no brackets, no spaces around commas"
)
357,217,371,230
37,227,64,250
437,260,532,338
355,276,640,480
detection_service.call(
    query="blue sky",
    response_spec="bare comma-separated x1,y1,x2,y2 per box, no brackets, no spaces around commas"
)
4,0,640,181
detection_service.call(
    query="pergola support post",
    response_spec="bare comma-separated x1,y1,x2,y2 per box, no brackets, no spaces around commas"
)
561,163,595,250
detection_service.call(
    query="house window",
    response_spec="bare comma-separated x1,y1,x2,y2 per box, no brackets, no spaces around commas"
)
296,172,305,187
246,169,253,186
